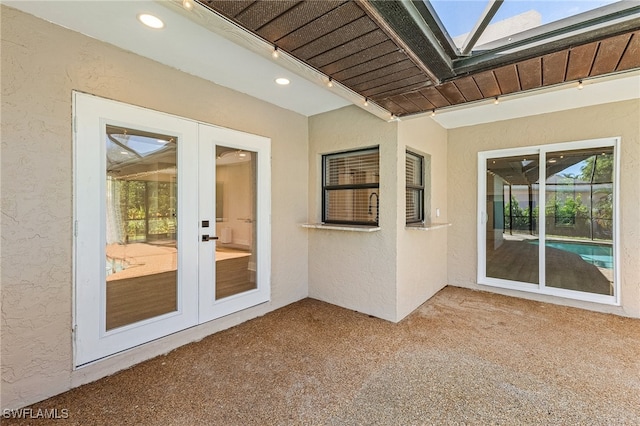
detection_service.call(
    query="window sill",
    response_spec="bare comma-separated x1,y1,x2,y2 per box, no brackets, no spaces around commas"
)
405,222,451,231
300,223,381,232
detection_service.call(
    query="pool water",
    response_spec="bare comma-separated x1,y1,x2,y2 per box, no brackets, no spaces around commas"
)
530,240,613,269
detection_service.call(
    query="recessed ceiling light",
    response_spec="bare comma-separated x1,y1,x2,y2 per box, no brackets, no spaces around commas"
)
138,13,164,29
275,78,290,85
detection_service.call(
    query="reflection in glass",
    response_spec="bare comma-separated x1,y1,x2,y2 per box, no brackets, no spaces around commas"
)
486,154,540,284
105,125,178,330
544,148,614,295
215,147,257,300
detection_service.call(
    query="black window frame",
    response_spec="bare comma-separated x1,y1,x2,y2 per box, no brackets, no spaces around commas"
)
322,147,380,226
406,150,425,225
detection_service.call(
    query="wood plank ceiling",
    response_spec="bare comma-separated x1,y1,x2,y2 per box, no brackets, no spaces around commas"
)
200,0,640,117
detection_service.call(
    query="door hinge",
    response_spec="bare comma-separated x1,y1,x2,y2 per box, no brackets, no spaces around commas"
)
74,220,78,237
73,116,77,133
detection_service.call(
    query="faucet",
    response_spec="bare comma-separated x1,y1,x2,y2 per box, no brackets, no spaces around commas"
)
368,192,379,224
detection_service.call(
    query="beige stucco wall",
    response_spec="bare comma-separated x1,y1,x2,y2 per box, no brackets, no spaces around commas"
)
396,116,449,320
448,99,640,318
1,6,309,409
308,106,399,321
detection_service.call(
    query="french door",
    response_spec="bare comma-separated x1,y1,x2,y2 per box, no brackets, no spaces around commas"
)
74,93,270,366
477,138,619,305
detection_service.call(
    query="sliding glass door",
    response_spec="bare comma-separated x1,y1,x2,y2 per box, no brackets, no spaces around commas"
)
478,139,618,305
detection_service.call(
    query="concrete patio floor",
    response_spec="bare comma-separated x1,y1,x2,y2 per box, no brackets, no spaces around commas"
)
5,286,639,424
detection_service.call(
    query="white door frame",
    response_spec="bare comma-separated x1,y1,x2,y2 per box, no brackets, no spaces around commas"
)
477,137,620,306
198,125,271,323
73,92,271,366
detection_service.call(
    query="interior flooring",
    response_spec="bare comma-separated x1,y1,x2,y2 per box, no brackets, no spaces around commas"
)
106,243,252,329
9,287,639,425
486,239,612,295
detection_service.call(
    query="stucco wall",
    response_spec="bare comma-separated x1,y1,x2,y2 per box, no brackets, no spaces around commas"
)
447,99,640,318
396,116,449,320
308,106,399,321
1,6,309,409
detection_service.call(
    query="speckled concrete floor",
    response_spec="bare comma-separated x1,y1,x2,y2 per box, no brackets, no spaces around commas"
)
7,287,640,425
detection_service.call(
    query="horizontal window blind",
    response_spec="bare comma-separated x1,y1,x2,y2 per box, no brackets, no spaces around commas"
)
406,151,424,224
323,148,379,225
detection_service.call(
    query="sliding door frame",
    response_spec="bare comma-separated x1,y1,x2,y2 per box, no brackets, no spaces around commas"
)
477,137,620,305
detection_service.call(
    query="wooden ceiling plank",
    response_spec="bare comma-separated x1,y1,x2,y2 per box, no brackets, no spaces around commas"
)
402,91,436,111
293,16,379,60
341,60,416,87
473,72,501,98
363,76,430,98
307,30,388,69
204,1,255,18
275,2,365,52
418,86,451,108
351,67,423,93
332,51,411,81
453,77,483,101
257,1,346,42
436,81,466,105
542,50,569,86
493,64,520,94
376,98,406,116
591,33,633,76
385,95,423,114
235,1,299,31
617,32,640,71
318,40,399,76
566,42,598,81
517,57,542,91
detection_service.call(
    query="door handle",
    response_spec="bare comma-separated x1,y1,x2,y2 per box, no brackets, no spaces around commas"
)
201,235,219,242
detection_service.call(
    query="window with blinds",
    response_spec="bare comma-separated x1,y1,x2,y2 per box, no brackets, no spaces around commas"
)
406,150,424,224
322,147,380,226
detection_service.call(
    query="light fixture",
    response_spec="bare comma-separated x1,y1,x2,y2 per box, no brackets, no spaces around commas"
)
430,109,436,117
272,45,279,58
275,77,290,85
363,98,369,107
578,80,584,90
327,77,333,88
182,0,193,10
493,96,500,105
138,13,164,29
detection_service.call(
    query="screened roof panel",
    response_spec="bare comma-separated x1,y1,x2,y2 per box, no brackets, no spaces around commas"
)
429,0,628,52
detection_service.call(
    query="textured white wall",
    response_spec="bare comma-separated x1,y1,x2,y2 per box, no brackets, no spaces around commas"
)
308,106,399,321
396,116,449,320
1,6,309,409
447,99,640,318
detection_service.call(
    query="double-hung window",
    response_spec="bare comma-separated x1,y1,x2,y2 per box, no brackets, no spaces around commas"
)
322,147,380,226
406,150,425,224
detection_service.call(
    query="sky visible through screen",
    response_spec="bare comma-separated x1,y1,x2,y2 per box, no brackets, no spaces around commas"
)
429,0,622,39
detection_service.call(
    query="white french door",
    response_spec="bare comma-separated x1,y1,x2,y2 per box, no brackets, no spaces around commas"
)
197,125,271,323
74,93,270,366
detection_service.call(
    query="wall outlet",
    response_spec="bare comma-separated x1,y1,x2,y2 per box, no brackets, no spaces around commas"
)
436,208,440,217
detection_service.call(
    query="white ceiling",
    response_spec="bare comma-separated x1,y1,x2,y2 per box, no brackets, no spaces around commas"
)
6,0,640,128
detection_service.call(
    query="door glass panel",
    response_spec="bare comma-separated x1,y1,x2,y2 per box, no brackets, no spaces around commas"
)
486,154,540,284
544,148,614,295
105,125,178,330
215,146,257,300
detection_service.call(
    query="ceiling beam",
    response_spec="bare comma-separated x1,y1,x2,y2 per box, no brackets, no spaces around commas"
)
460,0,504,56
453,3,640,76
363,0,456,83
